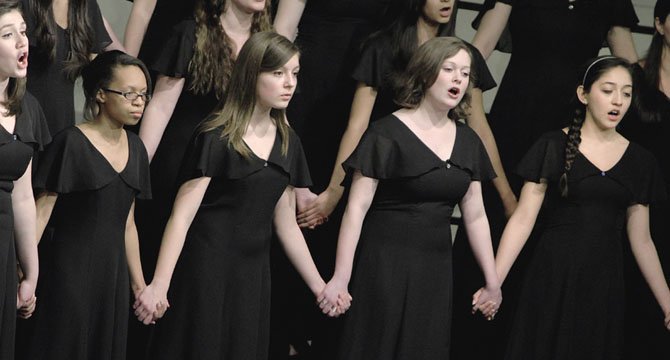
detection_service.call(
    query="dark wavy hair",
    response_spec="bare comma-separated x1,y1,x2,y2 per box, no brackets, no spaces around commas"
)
367,0,458,79
0,0,26,116
188,0,271,99
394,36,473,119
636,0,670,123
26,0,95,81
81,50,152,121
560,56,633,197
201,32,298,158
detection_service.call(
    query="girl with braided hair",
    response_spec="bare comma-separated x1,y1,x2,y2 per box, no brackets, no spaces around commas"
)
474,56,670,359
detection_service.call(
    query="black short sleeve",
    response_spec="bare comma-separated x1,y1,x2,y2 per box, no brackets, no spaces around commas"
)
454,125,497,182
151,20,196,78
607,0,638,28
15,92,51,151
627,145,667,205
465,41,496,91
89,0,113,53
515,131,566,183
351,34,393,89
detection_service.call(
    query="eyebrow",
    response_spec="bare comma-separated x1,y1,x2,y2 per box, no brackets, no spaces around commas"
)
601,81,633,88
0,22,26,30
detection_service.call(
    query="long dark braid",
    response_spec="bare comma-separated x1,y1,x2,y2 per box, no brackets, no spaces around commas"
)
559,109,585,197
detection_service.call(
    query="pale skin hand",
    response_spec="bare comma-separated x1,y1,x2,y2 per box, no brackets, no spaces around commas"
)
138,75,185,162
626,204,670,331
12,160,38,317
123,0,158,56
319,172,377,316
472,2,512,59
134,176,211,324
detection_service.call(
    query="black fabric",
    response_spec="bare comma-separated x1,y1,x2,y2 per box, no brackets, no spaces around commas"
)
352,34,496,123
0,94,50,359
619,63,670,360
336,115,494,359
22,0,111,136
501,131,665,360
147,128,311,360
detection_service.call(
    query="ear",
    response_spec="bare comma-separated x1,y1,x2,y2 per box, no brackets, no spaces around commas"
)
655,17,665,36
576,85,588,105
96,89,106,104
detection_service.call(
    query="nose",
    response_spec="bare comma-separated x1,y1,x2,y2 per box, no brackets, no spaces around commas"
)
17,33,27,48
284,73,297,88
612,91,623,105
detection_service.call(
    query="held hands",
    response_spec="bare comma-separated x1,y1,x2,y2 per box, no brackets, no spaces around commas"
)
316,278,352,317
297,187,343,229
472,285,503,321
133,282,170,325
17,279,37,319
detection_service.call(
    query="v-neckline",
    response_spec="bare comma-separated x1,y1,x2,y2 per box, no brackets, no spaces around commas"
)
391,114,458,162
578,142,630,174
74,127,130,174
243,130,278,162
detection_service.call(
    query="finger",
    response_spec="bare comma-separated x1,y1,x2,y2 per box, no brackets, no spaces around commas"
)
297,206,321,221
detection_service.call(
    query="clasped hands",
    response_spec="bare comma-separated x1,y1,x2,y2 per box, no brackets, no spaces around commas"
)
472,285,503,321
132,282,170,325
316,278,352,317
296,188,342,230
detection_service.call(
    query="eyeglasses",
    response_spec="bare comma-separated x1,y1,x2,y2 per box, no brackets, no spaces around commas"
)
102,88,152,102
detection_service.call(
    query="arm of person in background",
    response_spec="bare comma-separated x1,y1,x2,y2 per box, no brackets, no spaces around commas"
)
13,160,38,318
467,88,517,217
124,201,148,311
318,172,377,316
459,181,502,319
296,83,377,228
471,2,512,59
273,186,328,305
274,0,307,41
138,75,185,162
626,204,670,330
123,0,158,56
608,26,638,64
133,176,210,324
102,15,126,52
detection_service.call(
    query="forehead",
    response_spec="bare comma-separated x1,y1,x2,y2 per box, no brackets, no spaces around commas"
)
279,53,300,68
593,66,632,86
109,65,147,85
0,10,24,26
442,49,471,67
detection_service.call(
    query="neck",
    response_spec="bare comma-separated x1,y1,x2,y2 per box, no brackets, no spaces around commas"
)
248,104,273,133
408,98,452,127
220,3,255,35
581,115,618,142
89,113,124,142
0,77,9,103
416,17,439,45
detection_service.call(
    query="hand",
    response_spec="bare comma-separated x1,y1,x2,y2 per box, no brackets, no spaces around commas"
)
133,282,170,325
472,285,502,321
297,187,343,229
316,278,352,317
17,279,37,319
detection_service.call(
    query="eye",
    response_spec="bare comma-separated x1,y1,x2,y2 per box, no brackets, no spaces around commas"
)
442,66,454,73
462,71,470,77
273,70,283,76
1,32,12,39
623,92,632,98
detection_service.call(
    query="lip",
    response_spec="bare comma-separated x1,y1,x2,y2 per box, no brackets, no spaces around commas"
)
439,6,452,18
17,51,29,69
131,112,144,119
279,94,293,100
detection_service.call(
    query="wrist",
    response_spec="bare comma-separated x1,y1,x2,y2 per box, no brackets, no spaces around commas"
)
308,279,327,297
326,185,344,198
150,277,170,293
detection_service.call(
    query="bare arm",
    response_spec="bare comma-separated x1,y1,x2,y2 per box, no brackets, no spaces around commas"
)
36,192,57,244
123,0,158,56
274,0,307,41
12,161,39,309
460,181,501,314
125,201,146,299
626,204,670,328
134,176,210,324
466,88,517,217
273,186,326,296
102,16,126,52
495,180,546,283
296,83,377,226
472,2,512,59
318,173,378,311
607,26,638,64
138,75,185,161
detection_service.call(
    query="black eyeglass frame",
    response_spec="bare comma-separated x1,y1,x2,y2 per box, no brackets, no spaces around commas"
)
102,88,152,102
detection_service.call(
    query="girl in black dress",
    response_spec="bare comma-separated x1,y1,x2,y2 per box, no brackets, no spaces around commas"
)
0,1,49,357
20,0,122,136
620,1,670,357
481,56,670,360
133,31,328,360
20,51,152,360
319,37,502,360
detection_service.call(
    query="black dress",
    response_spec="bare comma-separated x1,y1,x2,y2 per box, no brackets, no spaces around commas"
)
504,131,666,360
336,115,495,360
0,94,50,359
21,0,111,136
619,64,670,359
19,127,150,360
147,127,311,360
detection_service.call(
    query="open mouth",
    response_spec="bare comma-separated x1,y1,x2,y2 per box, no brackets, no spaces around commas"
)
17,51,28,67
440,6,452,16
448,87,460,96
